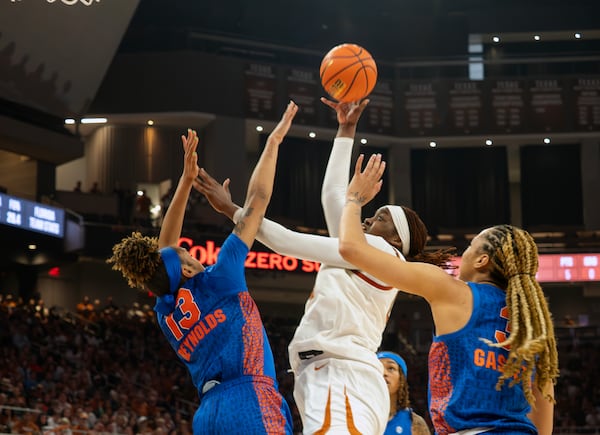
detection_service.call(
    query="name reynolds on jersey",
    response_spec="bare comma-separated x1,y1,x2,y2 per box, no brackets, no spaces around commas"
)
178,309,226,361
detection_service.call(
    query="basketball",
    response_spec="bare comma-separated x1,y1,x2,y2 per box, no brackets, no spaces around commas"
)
320,43,378,102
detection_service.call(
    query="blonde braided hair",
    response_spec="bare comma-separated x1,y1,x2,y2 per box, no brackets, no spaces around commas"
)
478,225,559,406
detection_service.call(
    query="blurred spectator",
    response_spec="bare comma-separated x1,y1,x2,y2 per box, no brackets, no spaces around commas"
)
76,296,94,320
112,182,130,225
90,182,101,194
102,296,119,315
133,190,152,227
11,411,40,433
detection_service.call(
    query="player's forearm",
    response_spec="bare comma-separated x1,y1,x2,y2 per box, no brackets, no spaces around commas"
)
243,141,278,212
234,140,280,246
321,137,354,236
336,122,357,139
159,176,193,248
528,383,554,435
338,199,369,265
221,202,242,221
236,100,296,246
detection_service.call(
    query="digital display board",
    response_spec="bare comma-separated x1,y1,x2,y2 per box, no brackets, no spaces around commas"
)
178,237,600,283
536,253,600,282
0,193,64,238
449,253,600,283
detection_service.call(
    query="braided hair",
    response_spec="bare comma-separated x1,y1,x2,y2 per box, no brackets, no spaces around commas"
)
106,232,170,296
477,225,559,406
401,206,455,269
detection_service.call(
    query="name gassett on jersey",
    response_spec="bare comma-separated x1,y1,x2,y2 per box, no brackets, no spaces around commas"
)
177,309,226,361
473,348,507,372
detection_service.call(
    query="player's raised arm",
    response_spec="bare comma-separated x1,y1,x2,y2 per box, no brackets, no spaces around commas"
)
233,101,297,248
320,97,369,237
158,129,199,249
339,153,457,302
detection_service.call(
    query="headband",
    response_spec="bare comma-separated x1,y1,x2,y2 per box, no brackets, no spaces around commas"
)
384,205,411,256
159,247,181,293
377,351,408,376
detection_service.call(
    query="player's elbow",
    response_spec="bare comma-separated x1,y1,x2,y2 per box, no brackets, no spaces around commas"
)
339,239,362,265
320,188,330,205
321,190,336,210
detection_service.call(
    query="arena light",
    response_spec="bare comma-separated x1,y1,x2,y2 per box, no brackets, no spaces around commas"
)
429,141,437,148
42,0,103,4
81,117,107,124
485,139,493,146
492,36,500,43
256,125,263,132
360,138,368,144
64,118,76,125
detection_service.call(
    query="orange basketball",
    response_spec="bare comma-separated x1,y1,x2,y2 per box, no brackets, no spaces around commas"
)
320,43,378,102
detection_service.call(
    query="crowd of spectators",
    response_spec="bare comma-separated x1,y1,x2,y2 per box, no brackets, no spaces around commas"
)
0,293,598,434
1,295,198,434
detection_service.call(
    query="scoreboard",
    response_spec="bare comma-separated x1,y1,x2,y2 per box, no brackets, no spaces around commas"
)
537,253,600,282
0,193,65,238
449,253,600,283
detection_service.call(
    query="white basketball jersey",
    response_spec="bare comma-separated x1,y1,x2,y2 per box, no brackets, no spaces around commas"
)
288,259,399,373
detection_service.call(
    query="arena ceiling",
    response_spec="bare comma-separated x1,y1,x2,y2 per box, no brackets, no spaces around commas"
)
120,0,600,62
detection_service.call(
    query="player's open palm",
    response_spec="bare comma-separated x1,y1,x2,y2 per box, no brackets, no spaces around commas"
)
347,153,386,206
181,129,199,181
266,101,298,146
321,97,369,126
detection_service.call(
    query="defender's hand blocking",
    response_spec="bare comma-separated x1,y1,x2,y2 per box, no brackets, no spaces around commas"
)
346,153,386,206
194,168,236,218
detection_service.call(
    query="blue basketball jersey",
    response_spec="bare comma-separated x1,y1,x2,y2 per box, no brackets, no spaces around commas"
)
384,408,412,435
428,282,537,434
154,234,292,434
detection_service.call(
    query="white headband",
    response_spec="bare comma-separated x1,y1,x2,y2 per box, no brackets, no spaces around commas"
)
384,205,411,256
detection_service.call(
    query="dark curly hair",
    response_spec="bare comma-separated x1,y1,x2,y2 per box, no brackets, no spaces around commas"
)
106,232,170,296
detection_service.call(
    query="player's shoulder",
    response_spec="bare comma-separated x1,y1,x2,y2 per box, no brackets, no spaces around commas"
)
364,233,399,255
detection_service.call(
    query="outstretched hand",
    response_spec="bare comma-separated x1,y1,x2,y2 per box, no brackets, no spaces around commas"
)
321,97,370,126
266,100,298,146
181,129,200,181
346,153,386,206
193,168,237,217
